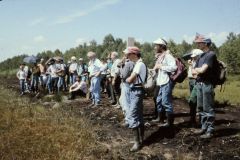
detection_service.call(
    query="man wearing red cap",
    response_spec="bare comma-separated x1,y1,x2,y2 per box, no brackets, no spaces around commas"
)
192,33,217,139
126,46,147,152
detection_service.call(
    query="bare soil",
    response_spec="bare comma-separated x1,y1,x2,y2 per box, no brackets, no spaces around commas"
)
3,76,240,160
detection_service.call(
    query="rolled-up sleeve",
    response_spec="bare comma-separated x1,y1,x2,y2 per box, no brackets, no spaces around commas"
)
161,54,177,73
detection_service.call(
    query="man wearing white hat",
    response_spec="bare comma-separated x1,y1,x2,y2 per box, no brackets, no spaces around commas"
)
152,38,177,127
77,58,88,81
187,49,203,127
69,56,78,85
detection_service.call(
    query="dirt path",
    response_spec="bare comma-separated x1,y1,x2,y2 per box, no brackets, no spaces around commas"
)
3,76,240,159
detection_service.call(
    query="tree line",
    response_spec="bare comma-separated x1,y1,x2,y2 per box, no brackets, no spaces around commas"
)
0,33,239,74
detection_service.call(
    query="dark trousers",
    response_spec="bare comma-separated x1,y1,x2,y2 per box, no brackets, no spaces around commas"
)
110,76,121,104
70,90,86,99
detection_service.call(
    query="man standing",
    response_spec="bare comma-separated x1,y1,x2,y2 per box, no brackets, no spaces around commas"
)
152,38,177,127
69,56,78,85
87,51,103,107
192,34,217,139
187,49,203,127
126,47,146,152
110,51,121,107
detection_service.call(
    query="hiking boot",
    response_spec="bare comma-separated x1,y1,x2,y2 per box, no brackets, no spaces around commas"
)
200,132,213,139
193,129,206,135
130,128,141,152
138,125,145,145
88,102,95,107
152,112,164,123
114,104,121,109
121,121,129,128
161,113,174,127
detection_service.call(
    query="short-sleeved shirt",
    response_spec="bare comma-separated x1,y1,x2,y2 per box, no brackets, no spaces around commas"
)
195,51,217,83
132,58,147,85
120,59,135,82
69,63,78,74
88,58,103,77
111,59,121,77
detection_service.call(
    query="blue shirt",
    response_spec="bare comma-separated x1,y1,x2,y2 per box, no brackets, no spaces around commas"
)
195,51,217,83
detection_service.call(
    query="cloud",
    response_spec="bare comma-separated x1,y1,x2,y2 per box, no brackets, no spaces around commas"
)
29,17,45,26
34,35,46,43
183,32,229,46
75,38,89,46
54,0,120,24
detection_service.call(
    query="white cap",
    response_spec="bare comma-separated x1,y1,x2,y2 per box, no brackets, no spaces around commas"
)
71,56,76,60
79,58,83,61
153,38,167,46
191,49,203,58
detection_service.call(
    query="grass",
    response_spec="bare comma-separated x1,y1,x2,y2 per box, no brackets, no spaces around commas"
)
0,86,100,160
173,75,240,106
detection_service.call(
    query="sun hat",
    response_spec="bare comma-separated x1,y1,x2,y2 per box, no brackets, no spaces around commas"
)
153,38,168,46
191,49,204,58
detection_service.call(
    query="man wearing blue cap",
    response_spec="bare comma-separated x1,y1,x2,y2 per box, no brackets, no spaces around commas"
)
192,33,218,139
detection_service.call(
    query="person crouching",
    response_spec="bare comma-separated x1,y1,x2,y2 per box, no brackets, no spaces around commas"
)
126,47,147,152
68,76,87,100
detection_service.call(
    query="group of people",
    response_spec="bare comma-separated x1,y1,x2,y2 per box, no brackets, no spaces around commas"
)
16,33,217,151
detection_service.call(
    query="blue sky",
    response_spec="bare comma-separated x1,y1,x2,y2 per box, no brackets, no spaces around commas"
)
0,0,240,61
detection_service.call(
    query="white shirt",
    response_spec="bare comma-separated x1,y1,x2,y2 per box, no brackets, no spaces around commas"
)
69,62,78,73
88,58,103,77
132,58,147,84
17,70,26,80
101,63,108,75
23,66,29,75
156,50,177,86
188,61,196,78
111,59,121,77
47,64,58,78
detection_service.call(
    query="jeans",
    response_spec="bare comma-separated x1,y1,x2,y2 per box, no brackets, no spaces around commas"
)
90,76,101,104
58,76,67,92
120,83,131,121
31,75,39,92
47,75,52,93
156,80,174,114
127,87,144,129
19,79,25,93
196,82,215,133
70,74,77,85
51,77,59,93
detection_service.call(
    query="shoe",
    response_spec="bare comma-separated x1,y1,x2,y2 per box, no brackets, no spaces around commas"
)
121,122,129,128
88,103,95,107
152,112,165,123
160,113,174,127
130,128,141,152
193,129,206,135
114,104,121,109
200,132,213,139
20,92,24,96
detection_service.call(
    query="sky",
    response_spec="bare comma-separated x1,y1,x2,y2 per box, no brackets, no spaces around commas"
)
0,0,240,62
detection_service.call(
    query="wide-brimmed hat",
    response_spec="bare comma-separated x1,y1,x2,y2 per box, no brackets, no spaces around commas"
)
153,38,168,46
191,49,203,58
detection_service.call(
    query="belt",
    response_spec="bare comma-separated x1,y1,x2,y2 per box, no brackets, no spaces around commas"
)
133,83,143,87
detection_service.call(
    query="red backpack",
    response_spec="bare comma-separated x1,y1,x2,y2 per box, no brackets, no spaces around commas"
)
169,58,188,83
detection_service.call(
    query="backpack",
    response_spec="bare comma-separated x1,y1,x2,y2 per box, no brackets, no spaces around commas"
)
169,58,188,83
143,69,157,96
214,60,227,86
